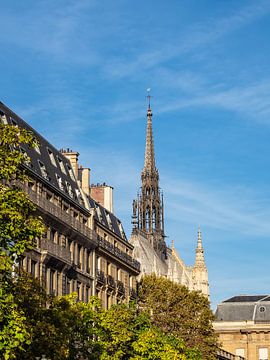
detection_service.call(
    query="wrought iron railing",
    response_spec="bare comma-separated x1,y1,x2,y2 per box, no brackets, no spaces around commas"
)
117,280,125,294
97,270,106,284
107,275,116,288
98,236,140,271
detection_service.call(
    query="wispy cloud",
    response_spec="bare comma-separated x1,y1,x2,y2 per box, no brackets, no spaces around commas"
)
103,1,270,79
155,78,270,123
163,176,270,237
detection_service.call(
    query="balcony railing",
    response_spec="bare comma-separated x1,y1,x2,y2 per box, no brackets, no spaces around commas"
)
217,349,245,360
107,275,116,289
117,280,125,294
97,270,106,284
23,185,97,244
98,236,140,272
40,238,72,263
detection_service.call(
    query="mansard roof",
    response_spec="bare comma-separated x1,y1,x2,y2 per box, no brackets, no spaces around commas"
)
0,102,88,214
215,295,270,322
87,196,128,242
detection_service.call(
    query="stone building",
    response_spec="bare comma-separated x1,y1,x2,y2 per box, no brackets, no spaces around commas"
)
130,100,209,297
0,101,140,309
214,295,270,359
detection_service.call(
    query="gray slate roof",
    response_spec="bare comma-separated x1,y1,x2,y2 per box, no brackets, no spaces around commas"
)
0,101,87,213
215,295,270,322
87,196,127,241
0,101,128,241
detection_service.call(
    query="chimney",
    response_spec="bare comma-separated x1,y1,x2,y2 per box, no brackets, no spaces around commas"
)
61,148,79,179
90,183,114,213
78,167,90,196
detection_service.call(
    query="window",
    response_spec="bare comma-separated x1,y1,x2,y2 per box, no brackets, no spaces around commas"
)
57,156,67,175
33,138,41,154
10,117,17,126
67,164,76,181
259,348,268,360
38,161,49,181
236,349,245,357
47,148,57,166
96,206,102,222
66,182,74,198
0,112,8,124
56,174,65,191
31,260,36,277
75,188,83,203
118,221,126,238
106,214,113,230
20,147,31,166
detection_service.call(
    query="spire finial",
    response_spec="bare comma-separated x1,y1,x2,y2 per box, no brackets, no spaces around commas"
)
146,88,152,110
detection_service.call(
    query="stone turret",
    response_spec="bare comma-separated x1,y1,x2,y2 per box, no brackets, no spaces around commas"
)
192,228,209,297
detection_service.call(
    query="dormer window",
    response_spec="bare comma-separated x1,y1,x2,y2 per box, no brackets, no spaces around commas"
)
66,182,74,198
106,213,113,230
75,189,82,203
96,206,102,222
118,221,126,239
56,174,65,191
47,148,57,167
57,156,66,175
38,161,49,181
11,118,17,126
67,164,76,181
0,112,8,125
33,138,41,154
20,147,30,166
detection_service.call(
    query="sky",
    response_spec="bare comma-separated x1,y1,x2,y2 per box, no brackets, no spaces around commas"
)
1,0,270,308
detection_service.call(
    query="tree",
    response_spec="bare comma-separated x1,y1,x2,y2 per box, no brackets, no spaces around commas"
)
13,272,102,360
0,123,45,263
98,302,150,360
138,274,218,360
131,328,201,360
0,123,45,359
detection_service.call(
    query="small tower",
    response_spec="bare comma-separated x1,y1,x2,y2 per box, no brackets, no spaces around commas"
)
192,227,209,297
132,95,167,259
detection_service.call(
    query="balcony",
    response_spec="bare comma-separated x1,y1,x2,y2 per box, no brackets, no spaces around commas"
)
117,280,125,295
97,270,106,285
40,238,72,264
107,275,116,289
97,236,140,272
23,185,97,245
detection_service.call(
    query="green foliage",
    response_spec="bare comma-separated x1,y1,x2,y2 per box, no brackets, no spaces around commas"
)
98,302,150,359
14,273,102,360
0,287,30,360
0,124,45,359
0,124,45,261
0,123,36,182
138,274,218,360
131,328,201,360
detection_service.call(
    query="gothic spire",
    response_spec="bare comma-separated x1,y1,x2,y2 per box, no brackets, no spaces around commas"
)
195,227,206,268
143,102,156,174
132,95,167,259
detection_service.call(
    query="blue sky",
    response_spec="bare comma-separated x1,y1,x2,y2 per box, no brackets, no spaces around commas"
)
2,0,270,308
